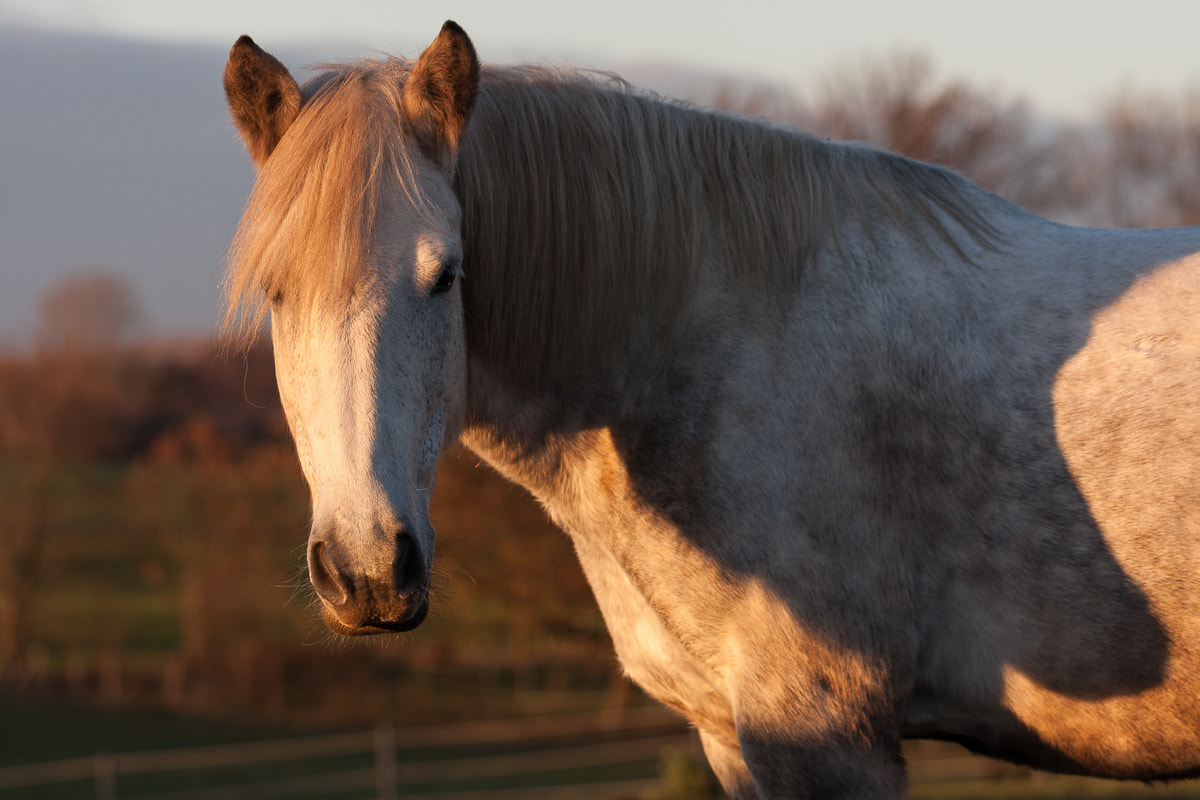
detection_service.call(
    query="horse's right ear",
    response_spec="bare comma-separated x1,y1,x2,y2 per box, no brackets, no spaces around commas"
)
224,36,301,167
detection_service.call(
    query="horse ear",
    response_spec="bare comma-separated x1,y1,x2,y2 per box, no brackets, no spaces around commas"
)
224,36,301,167
403,21,480,168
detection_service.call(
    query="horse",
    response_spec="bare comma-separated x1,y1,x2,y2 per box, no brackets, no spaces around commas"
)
222,21,1200,798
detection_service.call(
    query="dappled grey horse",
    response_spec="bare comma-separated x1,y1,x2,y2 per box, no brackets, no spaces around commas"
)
223,21,1200,798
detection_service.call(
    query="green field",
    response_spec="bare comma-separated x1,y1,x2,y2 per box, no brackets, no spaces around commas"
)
0,693,702,800
5,692,1200,800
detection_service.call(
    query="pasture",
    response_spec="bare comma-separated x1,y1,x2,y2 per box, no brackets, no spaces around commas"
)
4,693,1200,799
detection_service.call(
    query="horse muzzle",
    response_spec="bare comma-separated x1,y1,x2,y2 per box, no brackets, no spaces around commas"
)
319,594,429,636
307,532,431,636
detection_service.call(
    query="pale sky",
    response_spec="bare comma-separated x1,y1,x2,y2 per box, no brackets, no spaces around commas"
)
5,0,1200,120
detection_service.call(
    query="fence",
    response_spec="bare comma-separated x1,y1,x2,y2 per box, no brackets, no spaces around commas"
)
0,706,695,799
8,708,1200,800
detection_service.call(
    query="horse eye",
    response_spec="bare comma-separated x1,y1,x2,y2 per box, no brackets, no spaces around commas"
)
431,263,459,295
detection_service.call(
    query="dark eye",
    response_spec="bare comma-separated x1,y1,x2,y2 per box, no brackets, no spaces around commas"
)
432,262,461,295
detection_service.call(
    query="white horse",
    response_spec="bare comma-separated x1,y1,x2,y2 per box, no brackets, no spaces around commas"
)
223,22,1200,798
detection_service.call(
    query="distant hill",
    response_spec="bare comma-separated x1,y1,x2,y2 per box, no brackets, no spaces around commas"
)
0,27,753,348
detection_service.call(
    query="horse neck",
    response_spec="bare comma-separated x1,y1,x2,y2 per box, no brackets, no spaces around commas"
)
451,70,1005,502
454,75,715,441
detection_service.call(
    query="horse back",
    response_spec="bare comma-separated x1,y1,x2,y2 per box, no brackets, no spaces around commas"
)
834,220,1200,776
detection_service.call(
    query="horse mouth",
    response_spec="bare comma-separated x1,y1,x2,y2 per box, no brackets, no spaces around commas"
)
319,597,429,636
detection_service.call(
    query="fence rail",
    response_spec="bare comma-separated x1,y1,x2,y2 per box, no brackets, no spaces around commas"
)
0,706,693,799
11,707,1194,800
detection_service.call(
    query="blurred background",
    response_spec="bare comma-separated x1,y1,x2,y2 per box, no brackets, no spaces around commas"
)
4,1,1200,798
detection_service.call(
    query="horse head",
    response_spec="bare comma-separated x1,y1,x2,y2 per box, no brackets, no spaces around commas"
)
223,22,479,635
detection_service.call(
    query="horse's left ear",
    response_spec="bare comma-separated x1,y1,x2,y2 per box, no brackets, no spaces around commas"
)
403,20,480,169
224,35,301,168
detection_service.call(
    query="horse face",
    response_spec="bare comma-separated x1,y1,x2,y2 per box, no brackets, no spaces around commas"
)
225,23,479,635
274,196,467,636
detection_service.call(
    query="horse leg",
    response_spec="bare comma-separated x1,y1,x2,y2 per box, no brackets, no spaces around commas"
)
737,729,907,799
698,729,759,799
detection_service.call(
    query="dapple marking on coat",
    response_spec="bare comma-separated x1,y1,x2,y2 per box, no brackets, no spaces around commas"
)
223,21,1200,798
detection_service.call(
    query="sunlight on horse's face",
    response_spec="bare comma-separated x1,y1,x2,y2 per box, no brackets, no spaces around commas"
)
271,162,467,636
225,22,478,637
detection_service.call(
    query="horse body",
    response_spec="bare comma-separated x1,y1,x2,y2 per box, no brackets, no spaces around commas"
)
464,205,1200,791
224,23,1200,798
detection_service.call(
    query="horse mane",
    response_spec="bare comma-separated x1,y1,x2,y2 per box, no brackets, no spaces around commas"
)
456,66,997,396
224,58,998,388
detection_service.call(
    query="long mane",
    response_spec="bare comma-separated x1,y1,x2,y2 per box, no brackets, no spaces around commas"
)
458,66,997,396
225,58,998,387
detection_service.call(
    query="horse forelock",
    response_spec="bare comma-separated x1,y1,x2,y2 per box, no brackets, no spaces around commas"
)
222,58,439,347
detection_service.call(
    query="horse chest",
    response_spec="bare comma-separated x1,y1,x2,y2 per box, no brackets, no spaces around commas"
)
570,529,737,732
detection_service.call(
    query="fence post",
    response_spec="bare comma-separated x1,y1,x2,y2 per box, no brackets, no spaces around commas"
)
374,723,398,800
94,751,116,800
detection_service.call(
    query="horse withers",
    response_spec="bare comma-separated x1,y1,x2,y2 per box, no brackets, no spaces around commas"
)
223,21,1200,798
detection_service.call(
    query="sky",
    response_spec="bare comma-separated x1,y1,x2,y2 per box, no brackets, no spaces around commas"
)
6,0,1200,119
3,0,1200,343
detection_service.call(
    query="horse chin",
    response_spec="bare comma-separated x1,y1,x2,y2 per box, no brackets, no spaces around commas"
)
319,598,429,637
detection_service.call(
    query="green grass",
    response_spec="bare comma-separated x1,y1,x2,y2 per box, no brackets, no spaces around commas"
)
0,693,359,800
0,693,682,800
903,741,1200,800
0,692,307,766
9,694,1200,800
910,778,1200,800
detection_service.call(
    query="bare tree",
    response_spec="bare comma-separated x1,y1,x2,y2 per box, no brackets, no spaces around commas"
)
0,465,47,678
1091,89,1200,228
807,52,1068,214
35,270,145,354
0,271,145,677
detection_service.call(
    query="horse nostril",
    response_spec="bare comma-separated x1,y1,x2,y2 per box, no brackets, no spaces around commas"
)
307,539,350,606
393,530,428,597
